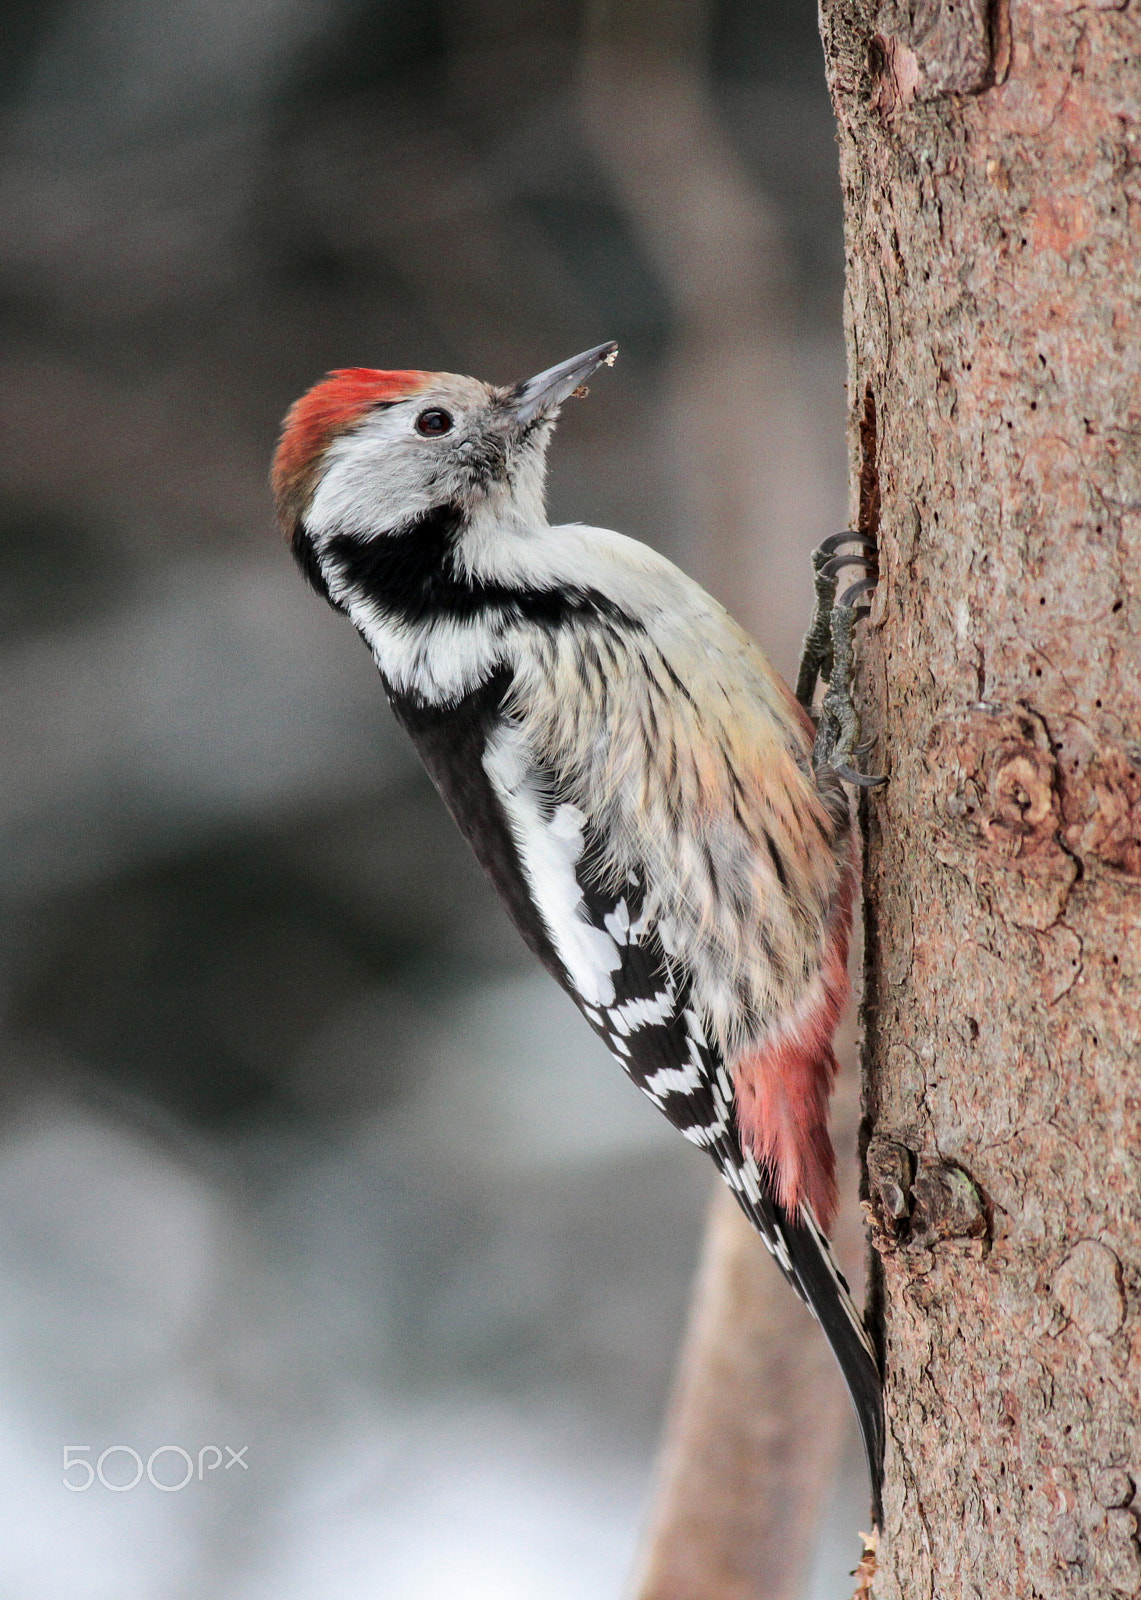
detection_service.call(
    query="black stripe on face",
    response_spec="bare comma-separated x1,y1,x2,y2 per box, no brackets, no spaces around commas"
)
321,506,641,633
290,522,344,612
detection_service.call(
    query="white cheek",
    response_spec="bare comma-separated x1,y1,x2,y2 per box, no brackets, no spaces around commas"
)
308,427,435,540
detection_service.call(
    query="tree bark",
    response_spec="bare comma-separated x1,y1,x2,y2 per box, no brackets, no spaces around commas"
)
819,0,1141,1594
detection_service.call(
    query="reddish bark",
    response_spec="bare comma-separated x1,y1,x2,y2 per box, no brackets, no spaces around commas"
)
821,0,1141,1591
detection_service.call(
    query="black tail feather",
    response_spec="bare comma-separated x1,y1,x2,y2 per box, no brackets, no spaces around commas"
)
780,1205,884,1528
717,1151,884,1529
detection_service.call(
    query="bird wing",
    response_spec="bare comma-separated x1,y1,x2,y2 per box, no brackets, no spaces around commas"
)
479,713,864,1312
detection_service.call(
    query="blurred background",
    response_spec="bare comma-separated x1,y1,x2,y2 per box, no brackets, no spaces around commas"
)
0,1,858,1595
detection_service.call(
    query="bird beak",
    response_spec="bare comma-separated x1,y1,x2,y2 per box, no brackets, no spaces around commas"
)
509,342,618,426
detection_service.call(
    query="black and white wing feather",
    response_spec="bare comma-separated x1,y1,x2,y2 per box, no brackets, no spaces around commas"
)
565,809,883,1526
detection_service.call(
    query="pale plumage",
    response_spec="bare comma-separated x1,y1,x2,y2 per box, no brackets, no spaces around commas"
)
271,343,882,1523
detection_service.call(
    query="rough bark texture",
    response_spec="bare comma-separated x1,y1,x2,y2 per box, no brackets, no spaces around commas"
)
820,0,1141,1594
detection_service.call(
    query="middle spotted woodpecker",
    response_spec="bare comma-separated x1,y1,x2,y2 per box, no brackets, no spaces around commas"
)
272,343,884,1521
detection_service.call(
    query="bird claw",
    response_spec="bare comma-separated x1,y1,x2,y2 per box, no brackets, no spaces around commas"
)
833,761,888,789
821,552,879,583
798,531,886,789
816,532,877,560
838,575,878,609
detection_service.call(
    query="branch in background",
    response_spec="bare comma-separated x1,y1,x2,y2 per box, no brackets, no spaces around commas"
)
579,7,872,1590
630,1183,849,1600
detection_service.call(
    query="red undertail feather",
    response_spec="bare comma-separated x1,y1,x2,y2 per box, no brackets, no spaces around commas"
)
272,367,430,527
730,874,854,1230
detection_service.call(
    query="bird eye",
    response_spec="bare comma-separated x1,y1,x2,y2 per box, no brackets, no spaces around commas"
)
415,408,453,436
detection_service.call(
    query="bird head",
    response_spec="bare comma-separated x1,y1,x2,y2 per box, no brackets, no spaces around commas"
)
272,343,618,576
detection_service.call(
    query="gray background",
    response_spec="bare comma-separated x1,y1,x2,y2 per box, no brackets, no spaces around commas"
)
0,2,858,1593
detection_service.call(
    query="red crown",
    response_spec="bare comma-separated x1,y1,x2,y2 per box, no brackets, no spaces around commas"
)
272,368,430,527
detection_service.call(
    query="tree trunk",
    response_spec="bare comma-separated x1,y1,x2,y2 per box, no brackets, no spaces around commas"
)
819,0,1141,1594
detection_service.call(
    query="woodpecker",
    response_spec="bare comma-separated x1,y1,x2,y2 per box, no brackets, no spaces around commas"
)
272,343,883,1521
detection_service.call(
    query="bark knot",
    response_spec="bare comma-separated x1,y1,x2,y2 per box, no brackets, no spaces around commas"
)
866,1137,989,1254
924,703,1078,929
868,0,1011,114
987,747,1055,843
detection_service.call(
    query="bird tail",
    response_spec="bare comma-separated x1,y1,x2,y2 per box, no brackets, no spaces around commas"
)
718,1145,884,1528
782,1201,883,1527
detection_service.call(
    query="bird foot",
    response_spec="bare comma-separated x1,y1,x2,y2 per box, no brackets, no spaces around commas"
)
797,533,885,787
